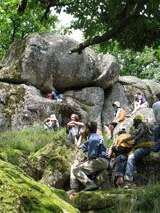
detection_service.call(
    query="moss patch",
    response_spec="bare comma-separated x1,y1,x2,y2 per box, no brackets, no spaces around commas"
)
74,185,160,212
0,159,79,212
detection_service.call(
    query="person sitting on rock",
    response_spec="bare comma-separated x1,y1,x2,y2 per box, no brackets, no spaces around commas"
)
131,92,148,115
108,128,134,187
112,115,152,187
51,89,64,102
69,121,109,194
152,92,160,152
46,89,64,102
123,114,152,187
66,113,85,146
44,114,59,130
108,128,134,158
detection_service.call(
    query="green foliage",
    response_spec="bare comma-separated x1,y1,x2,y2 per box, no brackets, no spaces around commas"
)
96,41,160,81
0,127,67,154
64,0,160,49
0,0,57,59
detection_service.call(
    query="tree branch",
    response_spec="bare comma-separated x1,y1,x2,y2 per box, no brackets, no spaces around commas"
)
70,2,145,54
10,18,18,42
41,4,52,21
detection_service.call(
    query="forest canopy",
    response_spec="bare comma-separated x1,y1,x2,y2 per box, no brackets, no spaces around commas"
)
1,0,160,80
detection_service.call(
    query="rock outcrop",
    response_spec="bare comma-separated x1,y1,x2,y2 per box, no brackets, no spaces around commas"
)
0,33,119,92
64,87,104,126
102,76,160,125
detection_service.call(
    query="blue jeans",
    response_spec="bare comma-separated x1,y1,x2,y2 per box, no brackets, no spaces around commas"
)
114,155,127,177
125,148,150,179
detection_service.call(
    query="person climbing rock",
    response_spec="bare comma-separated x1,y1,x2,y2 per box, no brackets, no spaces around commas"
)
66,114,85,146
46,88,64,102
69,121,109,194
44,114,59,130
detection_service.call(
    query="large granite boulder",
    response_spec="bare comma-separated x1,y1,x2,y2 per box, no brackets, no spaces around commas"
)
0,82,104,131
0,33,119,92
0,82,60,130
102,82,130,124
64,87,104,127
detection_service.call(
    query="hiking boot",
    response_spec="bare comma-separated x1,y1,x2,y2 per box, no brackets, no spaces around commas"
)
83,182,98,191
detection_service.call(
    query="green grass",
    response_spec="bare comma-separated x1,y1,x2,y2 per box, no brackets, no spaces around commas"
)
102,131,113,148
0,127,67,154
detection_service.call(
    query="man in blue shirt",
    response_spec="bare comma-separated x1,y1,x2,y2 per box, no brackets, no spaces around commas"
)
69,121,109,193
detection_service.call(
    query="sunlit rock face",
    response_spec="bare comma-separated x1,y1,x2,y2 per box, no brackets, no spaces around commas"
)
0,33,119,92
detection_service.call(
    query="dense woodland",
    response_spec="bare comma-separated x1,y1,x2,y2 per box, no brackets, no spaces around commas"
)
0,0,160,80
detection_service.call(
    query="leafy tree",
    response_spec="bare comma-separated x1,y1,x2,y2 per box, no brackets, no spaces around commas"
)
17,0,160,53
0,0,57,59
96,41,160,81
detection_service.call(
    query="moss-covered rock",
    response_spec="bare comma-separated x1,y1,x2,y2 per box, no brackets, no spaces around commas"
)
0,148,35,177
29,129,77,188
136,152,160,185
0,159,79,212
74,185,160,212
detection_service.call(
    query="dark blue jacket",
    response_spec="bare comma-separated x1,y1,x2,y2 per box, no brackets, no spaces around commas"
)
80,133,107,159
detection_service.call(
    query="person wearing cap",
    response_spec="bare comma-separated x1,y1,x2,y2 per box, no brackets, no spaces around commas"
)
112,114,152,187
109,128,134,158
152,92,160,151
123,114,152,186
109,128,134,187
44,114,59,130
112,101,126,125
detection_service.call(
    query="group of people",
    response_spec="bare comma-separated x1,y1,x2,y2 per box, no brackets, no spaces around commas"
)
43,91,160,196
67,92,160,197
